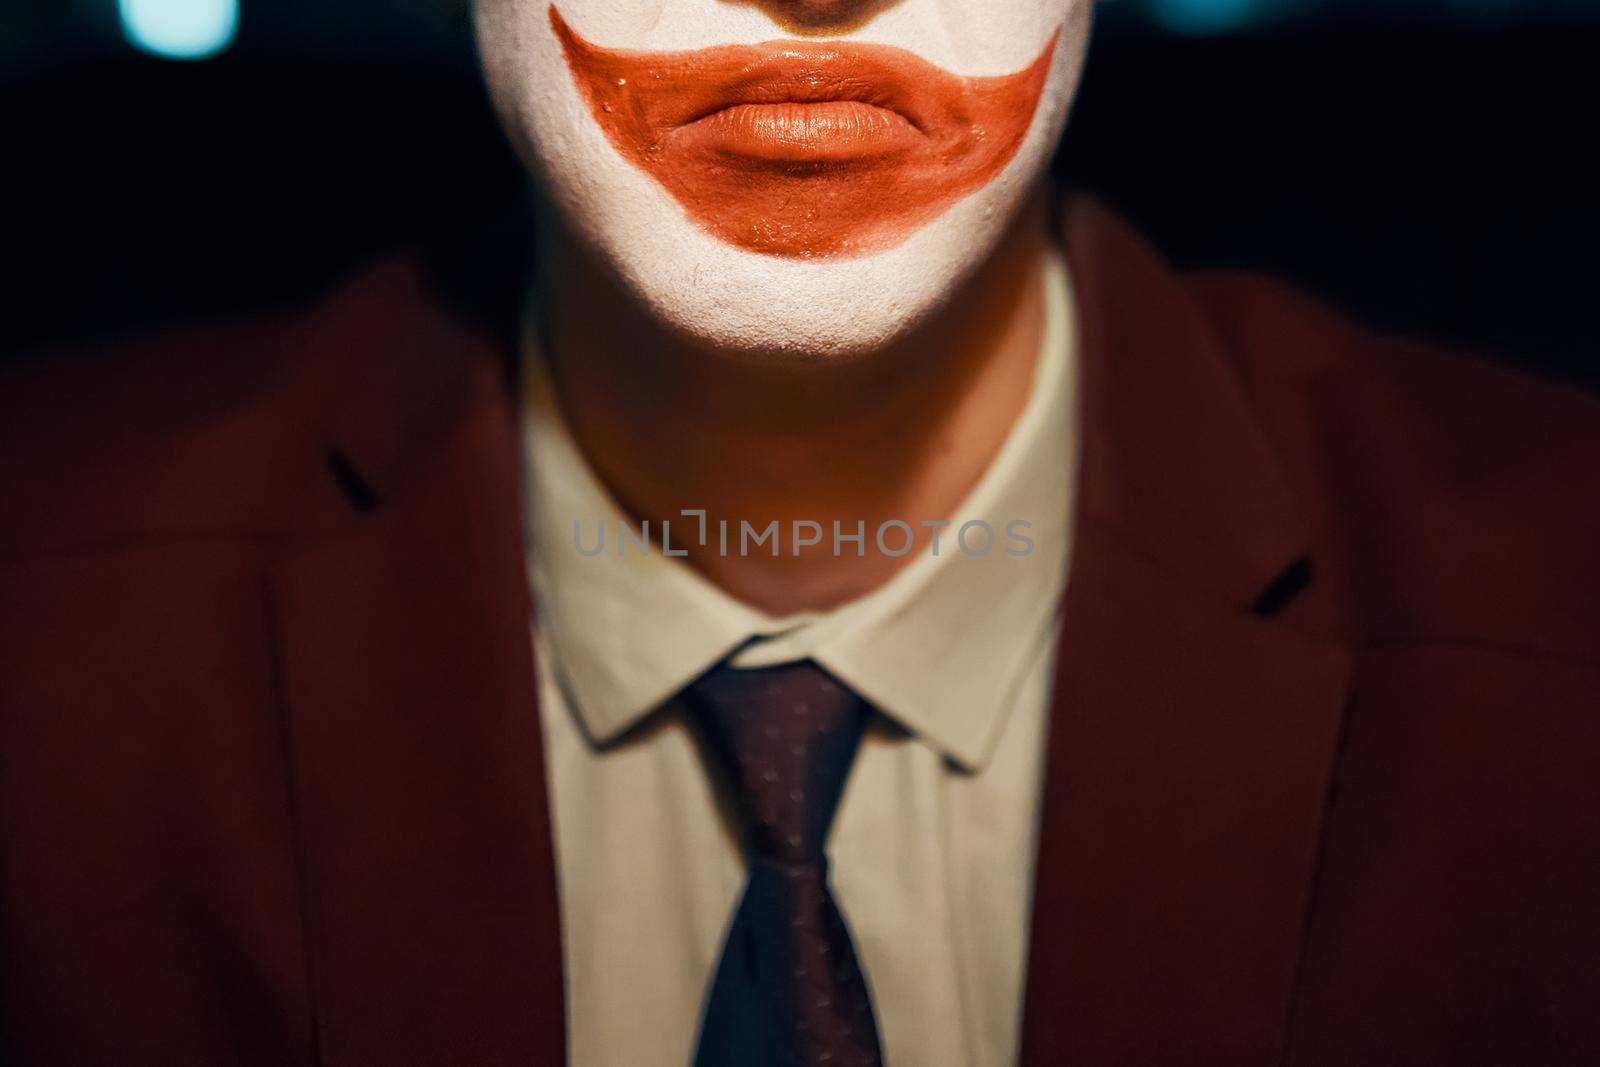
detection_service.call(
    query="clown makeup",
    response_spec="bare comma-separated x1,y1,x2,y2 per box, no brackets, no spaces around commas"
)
476,0,1092,358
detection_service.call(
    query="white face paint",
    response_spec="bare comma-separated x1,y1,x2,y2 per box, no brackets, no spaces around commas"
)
475,0,1092,359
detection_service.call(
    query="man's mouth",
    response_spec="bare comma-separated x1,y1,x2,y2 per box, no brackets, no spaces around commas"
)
685,99,919,164
624,44,933,164
551,5,1058,258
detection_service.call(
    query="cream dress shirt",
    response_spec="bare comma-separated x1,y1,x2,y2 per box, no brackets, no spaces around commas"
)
522,249,1080,1067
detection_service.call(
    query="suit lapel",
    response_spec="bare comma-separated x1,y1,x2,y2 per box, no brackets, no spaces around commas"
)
265,262,564,1067
1019,200,1352,1065
1020,526,1350,1065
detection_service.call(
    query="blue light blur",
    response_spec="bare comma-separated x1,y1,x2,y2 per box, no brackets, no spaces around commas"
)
1146,0,1267,34
119,0,239,61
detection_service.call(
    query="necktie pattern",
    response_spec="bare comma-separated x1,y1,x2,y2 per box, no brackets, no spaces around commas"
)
681,660,885,1067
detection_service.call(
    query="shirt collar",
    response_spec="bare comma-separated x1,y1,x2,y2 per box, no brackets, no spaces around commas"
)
522,248,1080,769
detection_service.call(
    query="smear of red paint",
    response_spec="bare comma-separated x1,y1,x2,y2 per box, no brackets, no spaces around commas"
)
551,5,1059,260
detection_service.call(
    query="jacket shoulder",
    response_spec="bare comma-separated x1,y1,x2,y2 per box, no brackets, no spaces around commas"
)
1191,272,1600,661
0,256,448,563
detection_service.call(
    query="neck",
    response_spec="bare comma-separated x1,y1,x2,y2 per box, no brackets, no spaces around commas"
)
542,188,1051,616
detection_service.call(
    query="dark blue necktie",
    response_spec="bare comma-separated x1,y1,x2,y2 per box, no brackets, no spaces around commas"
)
682,660,885,1067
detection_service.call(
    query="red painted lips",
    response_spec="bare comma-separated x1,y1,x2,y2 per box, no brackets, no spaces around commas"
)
551,5,1059,260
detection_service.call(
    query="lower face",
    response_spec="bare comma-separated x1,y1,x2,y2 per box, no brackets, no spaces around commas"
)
476,1,1091,359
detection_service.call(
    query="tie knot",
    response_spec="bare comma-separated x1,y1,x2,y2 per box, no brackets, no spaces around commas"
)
682,660,871,863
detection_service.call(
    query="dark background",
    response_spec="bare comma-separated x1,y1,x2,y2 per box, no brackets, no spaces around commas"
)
4,1,1596,384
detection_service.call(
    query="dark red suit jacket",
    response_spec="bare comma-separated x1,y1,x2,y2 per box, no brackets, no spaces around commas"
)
3,198,1598,1066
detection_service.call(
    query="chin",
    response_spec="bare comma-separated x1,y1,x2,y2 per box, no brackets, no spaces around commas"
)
598,184,1039,365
